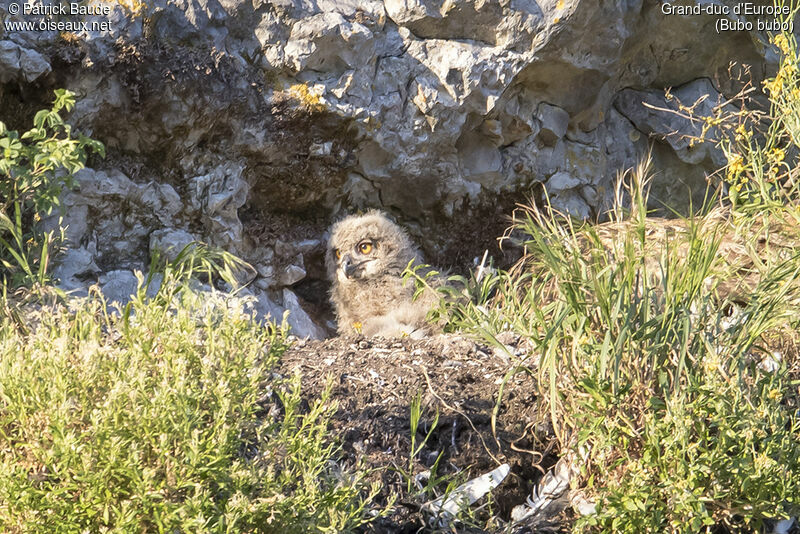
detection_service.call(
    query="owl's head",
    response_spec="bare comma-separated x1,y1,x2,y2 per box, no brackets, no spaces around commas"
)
326,210,419,284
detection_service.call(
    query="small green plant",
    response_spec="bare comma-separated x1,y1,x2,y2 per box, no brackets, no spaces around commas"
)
577,351,800,533
403,256,503,332
723,20,798,210
664,3,800,216
391,392,486,530
142,240,254,297
404,391,442,494
0,89,104,290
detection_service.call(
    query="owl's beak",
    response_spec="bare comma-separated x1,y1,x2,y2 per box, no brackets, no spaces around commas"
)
342,255,359,279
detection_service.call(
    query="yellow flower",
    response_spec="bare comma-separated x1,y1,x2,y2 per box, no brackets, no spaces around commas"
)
770,147,785,162
774,34,791,55
792,87,800,100
727,154,745,172
352,321,363,334
726,153,748,185
703,355,721,373
764,75,784,95
734,124,751,142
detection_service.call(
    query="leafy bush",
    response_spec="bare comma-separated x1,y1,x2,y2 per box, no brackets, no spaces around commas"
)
0,273,381,532
0,89,104,289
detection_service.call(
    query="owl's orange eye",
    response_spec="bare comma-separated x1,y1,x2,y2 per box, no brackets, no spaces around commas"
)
334,249,341,260
358,241,374,255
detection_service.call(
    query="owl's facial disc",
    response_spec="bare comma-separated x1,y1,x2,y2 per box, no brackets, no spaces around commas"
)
338,239,380,281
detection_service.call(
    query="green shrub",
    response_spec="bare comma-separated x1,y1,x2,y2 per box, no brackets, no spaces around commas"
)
579,353,799,533
0,277,381,532
0,89,104,290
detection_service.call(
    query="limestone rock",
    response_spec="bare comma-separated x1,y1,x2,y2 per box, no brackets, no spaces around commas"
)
614,79,726,166
537,103,570,147
0,40,50,83
546,172,583,193
150,229,198,263
545,170,593,219
282,289,327,340
50,169,186,270
284,13,374,73
252,289,286,325
99,270,140,306
53,247,101,294
550,190,592,220
279,260,307,287
251,288,326,339
189,164,248,250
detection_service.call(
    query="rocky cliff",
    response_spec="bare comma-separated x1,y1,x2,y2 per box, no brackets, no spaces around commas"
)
0,0,780,336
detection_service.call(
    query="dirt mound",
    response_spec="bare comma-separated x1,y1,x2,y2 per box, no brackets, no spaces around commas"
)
279,334,570,532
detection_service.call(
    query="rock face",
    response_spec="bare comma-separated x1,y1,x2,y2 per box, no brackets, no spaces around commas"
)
0,0,780,336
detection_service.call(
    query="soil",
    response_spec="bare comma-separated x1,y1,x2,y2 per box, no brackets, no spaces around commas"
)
278,333,571,533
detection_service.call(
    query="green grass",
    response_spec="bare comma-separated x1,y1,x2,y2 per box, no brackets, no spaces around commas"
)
0,274,382,533
439,159,800,532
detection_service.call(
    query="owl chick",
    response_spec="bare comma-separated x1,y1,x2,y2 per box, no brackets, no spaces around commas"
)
326,210,440,338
